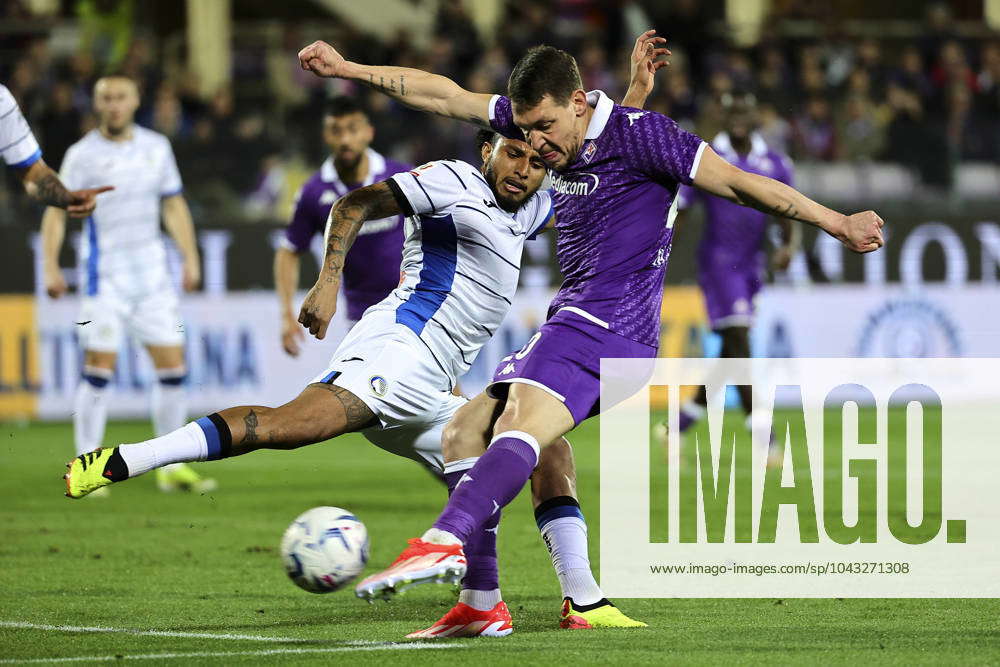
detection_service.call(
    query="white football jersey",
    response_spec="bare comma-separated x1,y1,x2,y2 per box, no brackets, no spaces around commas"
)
380,159,553,384
60,126,183,299
0,84,42,168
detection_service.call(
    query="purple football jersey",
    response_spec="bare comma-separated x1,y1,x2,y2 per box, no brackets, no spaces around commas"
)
490,91,706,346
283,149,409,321
678,132,794,328
679,132,794,271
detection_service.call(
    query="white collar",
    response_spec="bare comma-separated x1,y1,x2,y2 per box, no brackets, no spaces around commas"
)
584,90,614,140
712,131,768,160
321,148,386,186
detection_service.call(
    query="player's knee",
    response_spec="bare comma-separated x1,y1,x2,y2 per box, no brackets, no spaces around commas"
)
81,365,113,389
491,406,520,441
283,387,360,443
441,417,482,462
156,366,186,388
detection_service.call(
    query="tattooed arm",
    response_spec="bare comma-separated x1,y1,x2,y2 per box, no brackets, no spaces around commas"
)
693,146,885,253
22,160,71,208
297,182,403,340
298,40,493,126
19,159,112,218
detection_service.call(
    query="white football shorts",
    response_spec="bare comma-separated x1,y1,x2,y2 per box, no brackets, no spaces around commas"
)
310,308,466,474
77,289,185,352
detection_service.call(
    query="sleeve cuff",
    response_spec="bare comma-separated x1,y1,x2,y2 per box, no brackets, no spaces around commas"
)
279,236,307,253
488,95,501,123
386,177,414,217
527,201,554,240
688,142,708,183
8,148,41,170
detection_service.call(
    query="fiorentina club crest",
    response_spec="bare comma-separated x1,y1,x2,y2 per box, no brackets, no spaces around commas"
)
581,141,597,163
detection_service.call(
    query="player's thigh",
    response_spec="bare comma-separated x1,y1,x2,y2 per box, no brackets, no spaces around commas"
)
272,383,378,445
78,295,124,361
129,292,185,350
83,349,117,371
363,414,450,480
494,382,575,448
441,391,504,462
145,344,185,369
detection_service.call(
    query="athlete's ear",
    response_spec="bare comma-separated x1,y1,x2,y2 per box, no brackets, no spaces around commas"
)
571,89,588,117
480,139,493,166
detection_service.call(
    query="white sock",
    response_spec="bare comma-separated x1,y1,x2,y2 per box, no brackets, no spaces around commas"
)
540,516,604,605
73,372,111,456
458,588,502,611
152,373,187,437
152,374,188,474
747,412,772,451
680,400,706,420
117,421,208,478
421,527,462,546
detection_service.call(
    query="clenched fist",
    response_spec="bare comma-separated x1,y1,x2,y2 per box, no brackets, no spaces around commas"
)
835,211,884,253
298,41,348,79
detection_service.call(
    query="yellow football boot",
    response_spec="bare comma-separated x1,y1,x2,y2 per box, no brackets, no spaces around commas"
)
559,598,648,629
64,448,117,499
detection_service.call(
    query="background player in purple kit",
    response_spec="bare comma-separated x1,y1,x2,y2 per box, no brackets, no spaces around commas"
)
274,97,407,356
298,34,883,629
674,91,799,436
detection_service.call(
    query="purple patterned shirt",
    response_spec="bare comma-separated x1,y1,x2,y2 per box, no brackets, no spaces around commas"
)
679,132,794,273
490,91,706,346
282,149,409,321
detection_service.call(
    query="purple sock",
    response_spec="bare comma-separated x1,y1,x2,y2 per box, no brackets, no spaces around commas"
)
434,432,539,544
444,458,500,591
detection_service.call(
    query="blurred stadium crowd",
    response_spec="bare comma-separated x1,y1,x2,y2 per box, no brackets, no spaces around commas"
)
2,0,999,225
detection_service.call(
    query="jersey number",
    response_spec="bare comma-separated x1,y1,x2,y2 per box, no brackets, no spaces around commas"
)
514,332,542,360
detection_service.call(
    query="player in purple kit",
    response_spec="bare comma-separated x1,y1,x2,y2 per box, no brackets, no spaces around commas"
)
299,34,883,633
275,97,407,356
674,91,799,436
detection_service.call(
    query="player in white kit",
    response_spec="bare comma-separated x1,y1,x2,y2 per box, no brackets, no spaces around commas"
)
42,76,213,494
1,83,109,216
66,134,551,491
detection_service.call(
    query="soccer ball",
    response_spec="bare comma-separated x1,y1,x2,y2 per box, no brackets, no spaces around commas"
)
280,506,369,593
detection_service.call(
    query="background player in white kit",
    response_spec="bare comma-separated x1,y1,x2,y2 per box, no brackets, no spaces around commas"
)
41,75,212,495
1,83,109,216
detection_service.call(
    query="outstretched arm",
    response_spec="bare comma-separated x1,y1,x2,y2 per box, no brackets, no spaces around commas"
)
19,159,112,218
298,41,494,126
298,182,403,339
693,147,884,253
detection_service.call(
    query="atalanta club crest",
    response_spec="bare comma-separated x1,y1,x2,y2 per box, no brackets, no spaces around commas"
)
369,376,388,396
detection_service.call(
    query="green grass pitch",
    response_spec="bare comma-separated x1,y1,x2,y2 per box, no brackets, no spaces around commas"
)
1,418,998,665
